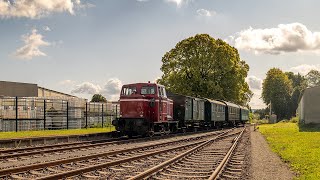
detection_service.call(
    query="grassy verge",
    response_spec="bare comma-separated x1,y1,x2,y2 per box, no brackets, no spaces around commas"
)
0,126,115,140
258,122,320,179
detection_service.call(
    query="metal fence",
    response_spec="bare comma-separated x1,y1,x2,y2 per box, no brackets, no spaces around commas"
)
0,97,119,132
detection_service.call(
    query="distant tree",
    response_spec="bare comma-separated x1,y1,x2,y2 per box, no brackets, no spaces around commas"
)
305,70,320,88
157,34,251,105
285,72,306,88
285,72,307,117
262,68,293,120
91,94,107,102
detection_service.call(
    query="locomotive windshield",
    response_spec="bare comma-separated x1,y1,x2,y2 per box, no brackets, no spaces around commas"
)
141,86,155,95
121,86,137,95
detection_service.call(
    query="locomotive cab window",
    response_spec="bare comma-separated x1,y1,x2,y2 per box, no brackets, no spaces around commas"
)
141,86,155,95
158,86,167,98
121,86,137,95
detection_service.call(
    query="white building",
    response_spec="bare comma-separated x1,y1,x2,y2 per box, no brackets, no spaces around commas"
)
297,86,320,124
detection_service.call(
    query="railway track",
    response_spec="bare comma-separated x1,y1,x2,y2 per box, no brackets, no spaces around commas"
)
0,129,226,162
0,128,234,179
128,127,247,180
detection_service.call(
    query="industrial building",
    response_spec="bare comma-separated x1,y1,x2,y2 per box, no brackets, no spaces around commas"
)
0,81,77,98
297,86,320,124
0,81,119,132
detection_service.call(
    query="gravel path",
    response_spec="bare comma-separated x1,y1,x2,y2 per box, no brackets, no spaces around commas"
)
249,126,295,180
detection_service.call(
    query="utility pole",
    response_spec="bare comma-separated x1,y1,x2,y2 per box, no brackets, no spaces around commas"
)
269,101,272,117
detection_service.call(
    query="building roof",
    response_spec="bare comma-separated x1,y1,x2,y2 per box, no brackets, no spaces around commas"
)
205,99,226,106
38,86,78,98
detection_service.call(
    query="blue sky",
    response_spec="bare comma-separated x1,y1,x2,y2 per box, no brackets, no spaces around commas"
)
1,0,320,108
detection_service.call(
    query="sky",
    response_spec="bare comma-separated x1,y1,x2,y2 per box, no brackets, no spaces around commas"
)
1,0,320,109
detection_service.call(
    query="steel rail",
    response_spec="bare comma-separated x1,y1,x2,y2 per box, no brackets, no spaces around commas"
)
0,129,227,176
0,130,222,159
0,137,127,154
36,129,236,180
128,128,241,180
208,127,246,180
0,138,126,159
0,128,226,158
36,141,203,180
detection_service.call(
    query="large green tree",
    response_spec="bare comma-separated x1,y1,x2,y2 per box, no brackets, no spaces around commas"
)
262,68,293,120
158,34,251,105
305,70,320,88
91,94,107,102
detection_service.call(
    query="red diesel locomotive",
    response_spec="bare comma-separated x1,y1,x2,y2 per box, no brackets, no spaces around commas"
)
112,82,178,137
112,82,249,137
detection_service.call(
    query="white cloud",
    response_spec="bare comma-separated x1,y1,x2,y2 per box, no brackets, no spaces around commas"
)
137,0,191,7
14,29,50,60
71,78,122,101
245,76,265,109
71,82,101,94
166,0,183,6
43,26,51,31
249,89,266,109
100,78,122,101
196,9,215,17
234,23,320,54
246,76,262,90
289,64,320,75
0,0,83,19
59,80,75,85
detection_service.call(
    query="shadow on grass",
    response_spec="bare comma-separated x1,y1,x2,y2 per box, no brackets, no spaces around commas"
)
299,123,320,132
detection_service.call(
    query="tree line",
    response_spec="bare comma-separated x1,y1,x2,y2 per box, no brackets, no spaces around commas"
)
261,68,320,120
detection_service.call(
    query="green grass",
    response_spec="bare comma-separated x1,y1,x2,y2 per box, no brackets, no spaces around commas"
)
258,122,320,179
0,126,115,140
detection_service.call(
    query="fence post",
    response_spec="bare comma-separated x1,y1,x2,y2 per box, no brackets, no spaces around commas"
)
44,99,46,130
66,101,69,129
15,97,18,132
85,102,88,129
102,104,104,128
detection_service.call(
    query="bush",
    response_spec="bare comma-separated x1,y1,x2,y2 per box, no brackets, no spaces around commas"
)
290,116,299,123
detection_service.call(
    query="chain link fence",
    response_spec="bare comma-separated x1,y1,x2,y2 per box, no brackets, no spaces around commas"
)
0,97,119,132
